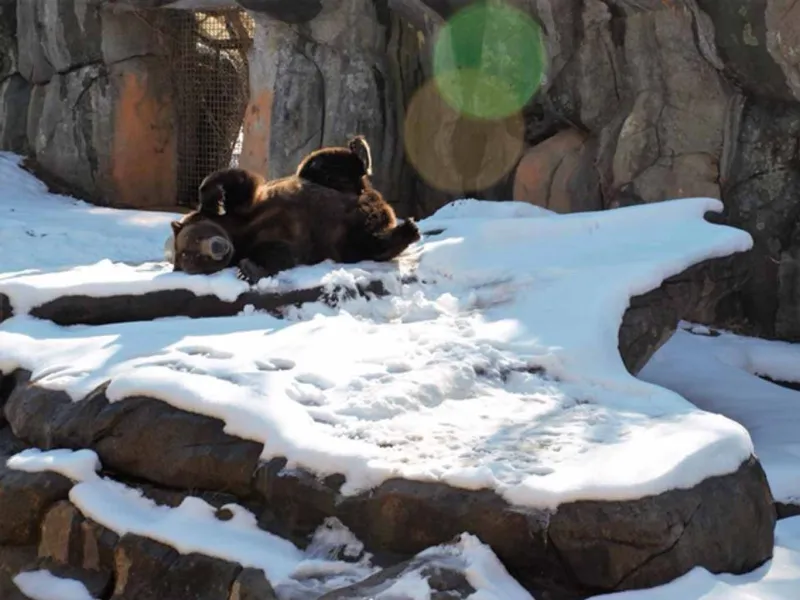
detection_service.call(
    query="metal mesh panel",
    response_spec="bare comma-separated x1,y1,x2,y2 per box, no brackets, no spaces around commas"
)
173,8,254,207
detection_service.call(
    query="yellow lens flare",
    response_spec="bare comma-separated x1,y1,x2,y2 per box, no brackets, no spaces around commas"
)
403,79,525,194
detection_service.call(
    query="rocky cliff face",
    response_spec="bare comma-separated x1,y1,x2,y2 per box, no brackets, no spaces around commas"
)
507,0,800,339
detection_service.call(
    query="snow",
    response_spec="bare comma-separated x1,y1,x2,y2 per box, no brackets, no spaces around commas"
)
640,324,800,505
0,152,176,277
13,570,95,600
588,516,800,600
0,151,759,509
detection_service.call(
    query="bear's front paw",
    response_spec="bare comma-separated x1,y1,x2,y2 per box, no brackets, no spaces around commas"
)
401,218,421,243
236,258,266,285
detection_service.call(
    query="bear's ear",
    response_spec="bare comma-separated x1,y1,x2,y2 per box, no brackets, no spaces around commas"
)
170,221,183,235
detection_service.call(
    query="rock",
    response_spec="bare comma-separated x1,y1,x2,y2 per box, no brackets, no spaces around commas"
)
9,3,180,208
512,129,600,214
0,2,17,81
0,426,26,457
26,65,111,204
38,501,118,582
776,502,800,520
547,457,775,591
227,568,277,600
0,546,39,600
1,352,774,599
765,0,800,103
720,97,800,338
253,456,774,599
15,2,54,85
38,501,84,566
0,3,30,155
16,0,102,80
777,245,800,340
696,0,800,103
4,376,261,496
618,254,750,374
25,55,178,209
0,457,73,546
111,534,241,600
0,278,390,326
0,75,32,154
608,8,728,203
319,547,475,599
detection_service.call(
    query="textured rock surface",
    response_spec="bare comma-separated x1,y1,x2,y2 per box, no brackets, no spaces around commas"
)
0,451,72,546
112,535,241,600
0,2,29,154
1,2,179,208
512,129,599,214
0,278,390,326
721,98,800,339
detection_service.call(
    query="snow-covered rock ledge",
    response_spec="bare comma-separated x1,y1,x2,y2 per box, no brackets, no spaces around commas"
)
0,403,776,599
0,199,776,597
0,200,749,376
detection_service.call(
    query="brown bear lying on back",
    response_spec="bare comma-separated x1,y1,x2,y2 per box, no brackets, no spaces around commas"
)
170,138,419,283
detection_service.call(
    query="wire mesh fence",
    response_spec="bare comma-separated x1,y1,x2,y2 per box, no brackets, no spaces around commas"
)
172,8,254,207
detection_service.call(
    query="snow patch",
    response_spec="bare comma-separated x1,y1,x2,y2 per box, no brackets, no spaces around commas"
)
13,570,95,600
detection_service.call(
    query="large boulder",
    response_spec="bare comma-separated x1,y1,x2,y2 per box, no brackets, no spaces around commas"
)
0,374,776,598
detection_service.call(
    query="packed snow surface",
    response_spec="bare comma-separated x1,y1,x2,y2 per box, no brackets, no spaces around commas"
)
641,323,800,504
0,153,758,508
0,152,175,277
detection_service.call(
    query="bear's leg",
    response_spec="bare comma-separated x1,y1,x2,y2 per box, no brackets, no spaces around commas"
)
236,241,298,283
345,219,421,263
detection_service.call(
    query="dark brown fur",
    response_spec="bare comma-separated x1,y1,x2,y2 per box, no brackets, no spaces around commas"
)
197,167,268,218
196,135,372,219
294,135,373,195
171,171,420,282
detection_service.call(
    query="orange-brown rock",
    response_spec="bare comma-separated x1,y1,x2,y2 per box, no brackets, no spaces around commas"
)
513,129,599,214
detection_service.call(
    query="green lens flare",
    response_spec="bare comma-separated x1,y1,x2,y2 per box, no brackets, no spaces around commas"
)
433,1,547,120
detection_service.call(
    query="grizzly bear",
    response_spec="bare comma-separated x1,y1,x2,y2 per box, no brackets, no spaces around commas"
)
170,171,419,283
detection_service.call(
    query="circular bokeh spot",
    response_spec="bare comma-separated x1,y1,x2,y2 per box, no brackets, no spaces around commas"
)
433,1,547,120
404,79,525,194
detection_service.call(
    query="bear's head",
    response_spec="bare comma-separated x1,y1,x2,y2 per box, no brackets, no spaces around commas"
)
169,218,234,275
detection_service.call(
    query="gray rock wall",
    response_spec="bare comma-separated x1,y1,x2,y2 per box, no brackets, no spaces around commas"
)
510,0,800,339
